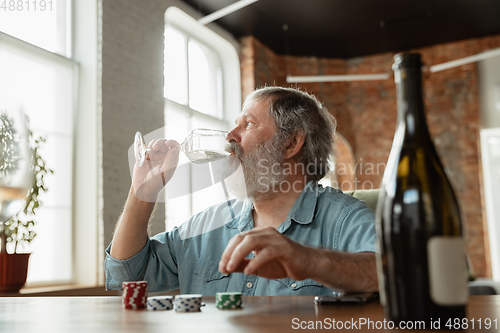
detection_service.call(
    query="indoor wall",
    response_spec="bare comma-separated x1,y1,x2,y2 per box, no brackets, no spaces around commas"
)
241,34,500,278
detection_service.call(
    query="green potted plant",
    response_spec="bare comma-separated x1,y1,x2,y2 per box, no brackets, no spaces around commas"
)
0,118,53,293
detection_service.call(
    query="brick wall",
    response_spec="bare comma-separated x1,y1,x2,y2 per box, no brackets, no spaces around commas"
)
241,34,500,277
99,0,497,277
101,0,171,246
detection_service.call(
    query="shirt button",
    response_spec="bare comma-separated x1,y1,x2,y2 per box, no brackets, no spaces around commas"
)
246,282,253,289
291,283,297,288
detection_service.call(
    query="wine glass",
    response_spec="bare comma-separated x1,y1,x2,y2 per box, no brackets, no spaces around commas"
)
134,128,231,166
0,107,33,253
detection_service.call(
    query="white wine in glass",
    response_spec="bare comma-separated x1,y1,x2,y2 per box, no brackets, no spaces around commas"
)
134,128,231,166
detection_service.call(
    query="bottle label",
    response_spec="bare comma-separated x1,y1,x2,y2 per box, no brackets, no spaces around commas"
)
427,236,468,305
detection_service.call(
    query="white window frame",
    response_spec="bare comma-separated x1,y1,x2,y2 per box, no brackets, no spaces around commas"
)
0,0,103,289
165,7,241,126
0,30,77,287
71,0,100,287
164,7,241,230
480,127,500,281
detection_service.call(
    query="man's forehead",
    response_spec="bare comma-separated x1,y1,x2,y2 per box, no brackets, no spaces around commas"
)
238,98,271,120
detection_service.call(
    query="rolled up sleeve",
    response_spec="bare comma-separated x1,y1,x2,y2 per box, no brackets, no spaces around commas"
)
104,241,151,290
105,228,183,292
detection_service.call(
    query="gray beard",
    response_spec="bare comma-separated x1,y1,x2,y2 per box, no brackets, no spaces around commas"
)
226,133,287,202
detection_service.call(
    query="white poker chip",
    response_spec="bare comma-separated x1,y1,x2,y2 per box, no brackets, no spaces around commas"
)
174,294,203,312
147,296,174,311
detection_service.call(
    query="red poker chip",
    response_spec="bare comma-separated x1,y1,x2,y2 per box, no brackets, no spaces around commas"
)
123,297,146,301
123,304,146,309
123,301,146,304
123,296,147,300
123,290,147,295
123,288,147,292
122,281,148,309
123,298,146,303
123,284,147,288
123,296,146,300
123,305,145,308
123,301,146,305
123,287,147,291
123,296,147,301
123,292,147,296
123,288,147,293
123,300,146,303
122,281,147,288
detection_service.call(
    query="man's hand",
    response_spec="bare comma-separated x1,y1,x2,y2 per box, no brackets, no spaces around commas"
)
218,227,315,281
111,139,179,260
133,139,180,202
218,227,379,293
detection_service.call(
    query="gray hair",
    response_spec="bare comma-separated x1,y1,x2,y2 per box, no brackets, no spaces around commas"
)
244,86,336,181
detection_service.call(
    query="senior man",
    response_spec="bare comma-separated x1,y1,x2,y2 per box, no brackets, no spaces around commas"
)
105,86,378,296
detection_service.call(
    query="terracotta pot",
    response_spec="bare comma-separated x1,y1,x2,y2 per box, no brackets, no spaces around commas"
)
0,253,31,293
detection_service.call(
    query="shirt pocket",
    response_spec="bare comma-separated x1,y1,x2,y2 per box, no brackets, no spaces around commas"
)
194,259,231,294
275,278,324,295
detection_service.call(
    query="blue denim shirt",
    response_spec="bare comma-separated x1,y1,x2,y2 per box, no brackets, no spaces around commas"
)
105,182,376,296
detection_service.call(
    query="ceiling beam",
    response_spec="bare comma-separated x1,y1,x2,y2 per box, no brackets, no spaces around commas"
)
286,74,390,83
286,47,500,82
430,47,500,72
198,0,259,25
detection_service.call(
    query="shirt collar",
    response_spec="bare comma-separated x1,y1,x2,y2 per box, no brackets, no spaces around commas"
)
225,181,319,232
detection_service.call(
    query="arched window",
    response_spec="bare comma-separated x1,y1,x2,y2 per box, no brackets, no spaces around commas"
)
0,0,74,286
164,7,240,231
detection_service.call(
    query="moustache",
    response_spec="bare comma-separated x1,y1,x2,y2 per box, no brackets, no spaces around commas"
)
226,141,244,159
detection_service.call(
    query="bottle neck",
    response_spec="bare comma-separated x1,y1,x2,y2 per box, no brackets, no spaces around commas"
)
394,64,432,144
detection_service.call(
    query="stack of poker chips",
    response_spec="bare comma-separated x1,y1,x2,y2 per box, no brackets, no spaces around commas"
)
174,294,203,312
215,292,242,309
147,296,173,311
122,281,148,309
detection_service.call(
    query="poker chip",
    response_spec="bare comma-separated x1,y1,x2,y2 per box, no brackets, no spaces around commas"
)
147,296,174,311
174,294,203,312
122,281,148,309
216,292,242,309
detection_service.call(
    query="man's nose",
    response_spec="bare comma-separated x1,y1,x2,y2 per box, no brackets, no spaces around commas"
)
226,126,241,143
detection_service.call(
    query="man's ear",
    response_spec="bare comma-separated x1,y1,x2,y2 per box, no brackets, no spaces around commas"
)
283,131,305,160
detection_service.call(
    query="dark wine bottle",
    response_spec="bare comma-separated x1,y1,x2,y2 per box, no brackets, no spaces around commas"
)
375,53,468,326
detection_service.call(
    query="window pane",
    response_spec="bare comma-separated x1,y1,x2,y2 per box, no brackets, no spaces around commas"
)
0,35,74,284
0,41,73,135
0,0,69,56
191,116,229,132
35,134,73,208
23,208,72,283
164,27,188,105
164,10,237,232
188,40,221,118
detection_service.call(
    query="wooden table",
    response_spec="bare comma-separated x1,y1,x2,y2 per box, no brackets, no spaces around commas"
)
0,296,498,332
